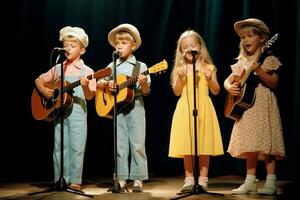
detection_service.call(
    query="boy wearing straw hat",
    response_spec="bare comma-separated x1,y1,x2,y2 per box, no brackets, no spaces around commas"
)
98,23,151,193
35,26,96,191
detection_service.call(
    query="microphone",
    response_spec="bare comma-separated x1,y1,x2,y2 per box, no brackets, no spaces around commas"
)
187,50,199,56
183,50,199,56
54,47,67,52
113,51,121,59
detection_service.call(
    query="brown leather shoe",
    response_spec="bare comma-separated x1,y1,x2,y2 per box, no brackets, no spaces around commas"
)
69,183,82,191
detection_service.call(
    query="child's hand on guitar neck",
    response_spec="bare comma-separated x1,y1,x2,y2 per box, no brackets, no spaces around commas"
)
138,74,149,95
138,74,147,85
80,76,90,87
251,62,262,74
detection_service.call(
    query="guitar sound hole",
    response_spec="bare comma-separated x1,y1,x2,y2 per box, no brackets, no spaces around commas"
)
102,90,107,105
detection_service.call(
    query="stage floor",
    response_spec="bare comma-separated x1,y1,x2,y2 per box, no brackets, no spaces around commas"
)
0,175,294,200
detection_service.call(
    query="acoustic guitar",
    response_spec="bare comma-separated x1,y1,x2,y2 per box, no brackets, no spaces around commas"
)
224,34,278,120
31,67,112,121
95,59,168,118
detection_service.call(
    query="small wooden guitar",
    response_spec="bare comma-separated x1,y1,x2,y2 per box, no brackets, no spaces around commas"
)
95,59,168,118
224,34,278,120
31,67,112,121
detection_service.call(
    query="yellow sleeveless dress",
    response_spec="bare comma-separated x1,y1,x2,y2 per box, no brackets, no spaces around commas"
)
168,65,224,158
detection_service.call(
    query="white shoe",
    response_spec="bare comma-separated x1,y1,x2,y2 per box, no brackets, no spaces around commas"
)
132,180,143,193
198,176,208,190
258,186,277,195
180,184,193,192
232,183,257,195
198,182,208,190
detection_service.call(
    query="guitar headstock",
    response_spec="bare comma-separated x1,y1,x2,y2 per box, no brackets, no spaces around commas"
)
263,33,278,52
258,33,278,64
149,59,168,74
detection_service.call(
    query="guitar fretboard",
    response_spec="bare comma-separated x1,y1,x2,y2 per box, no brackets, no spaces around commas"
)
61,68,111,93
118,70,149,90
62,73,94,93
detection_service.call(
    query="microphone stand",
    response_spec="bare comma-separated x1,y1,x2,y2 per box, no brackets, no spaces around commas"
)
29,49,93,198
109,51,122,193
56,51,67,191
171,52,223,199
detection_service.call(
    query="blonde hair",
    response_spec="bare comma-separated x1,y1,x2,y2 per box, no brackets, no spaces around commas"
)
236,26,269,60
63,35,85,48
170,30,214,85
115,31,135,44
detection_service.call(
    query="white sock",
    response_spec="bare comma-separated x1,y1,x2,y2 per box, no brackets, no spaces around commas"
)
134,180,143,187
198,176,208,187
184,176,194,186
265,174,276,188
245,174,256,184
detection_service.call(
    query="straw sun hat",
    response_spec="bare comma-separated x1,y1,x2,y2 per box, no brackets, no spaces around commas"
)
59,26,89,48
108,23,141,51
234,18,270,36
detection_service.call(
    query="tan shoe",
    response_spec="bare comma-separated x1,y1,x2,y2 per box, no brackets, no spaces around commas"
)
132,180,143,193
180,184,193,193
69,183,82,191
232,183,257,195
257,185,277,195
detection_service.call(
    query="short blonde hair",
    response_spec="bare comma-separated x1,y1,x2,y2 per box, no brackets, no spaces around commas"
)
62,35,85,48
237,26,269,59
115,31,135,44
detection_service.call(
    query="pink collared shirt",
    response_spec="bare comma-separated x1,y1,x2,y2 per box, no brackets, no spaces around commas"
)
39,59,96,92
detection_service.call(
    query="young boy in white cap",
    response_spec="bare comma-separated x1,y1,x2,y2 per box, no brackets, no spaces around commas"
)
224,18,285,195
34,26,96,191
97,23,151,192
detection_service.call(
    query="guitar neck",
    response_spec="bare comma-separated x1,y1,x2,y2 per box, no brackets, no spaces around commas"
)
238,49,267,87
63,74,94,93
118,70,149,90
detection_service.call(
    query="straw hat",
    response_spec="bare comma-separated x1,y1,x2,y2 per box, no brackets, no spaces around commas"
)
234,18,270,36
59,26,89,48
108,23,141,51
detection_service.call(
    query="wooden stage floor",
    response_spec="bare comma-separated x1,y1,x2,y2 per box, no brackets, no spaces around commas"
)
0,175,295,200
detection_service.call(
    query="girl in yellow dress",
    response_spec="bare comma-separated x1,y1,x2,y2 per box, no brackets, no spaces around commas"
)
169,30,224,192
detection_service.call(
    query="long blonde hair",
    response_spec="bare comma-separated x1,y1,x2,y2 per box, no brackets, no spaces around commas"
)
170,30,214,85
